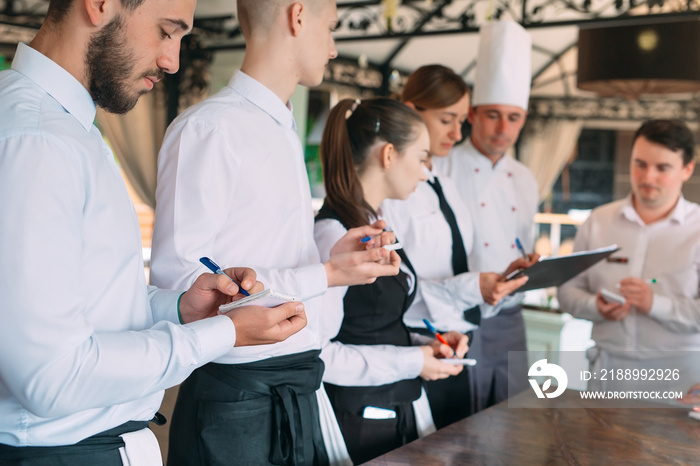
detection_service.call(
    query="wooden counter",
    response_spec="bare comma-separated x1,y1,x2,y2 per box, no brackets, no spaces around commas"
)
365,389,700,465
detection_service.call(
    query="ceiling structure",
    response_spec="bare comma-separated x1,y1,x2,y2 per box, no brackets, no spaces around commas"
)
3,0,700,122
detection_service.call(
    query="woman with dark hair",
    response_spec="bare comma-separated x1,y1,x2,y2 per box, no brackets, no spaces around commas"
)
382,64,533,428
314,97,469,464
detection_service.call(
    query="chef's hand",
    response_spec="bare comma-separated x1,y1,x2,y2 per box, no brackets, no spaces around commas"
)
480,273,528,305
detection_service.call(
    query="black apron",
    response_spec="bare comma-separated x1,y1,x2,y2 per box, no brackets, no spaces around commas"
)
0,418,156,466
167,349,327,466
316,205,421,465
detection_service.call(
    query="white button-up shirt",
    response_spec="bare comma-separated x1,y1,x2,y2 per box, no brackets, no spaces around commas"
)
382,167,496,333
558,195,700,353
433,139,539,272
0,43,236,447
151,71,327,364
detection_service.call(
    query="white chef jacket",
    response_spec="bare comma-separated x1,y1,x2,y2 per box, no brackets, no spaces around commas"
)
314,217,426,385
0,43,236,447
382,167,498,333
151,71,328,364
433,139,539,272
558,195,700,353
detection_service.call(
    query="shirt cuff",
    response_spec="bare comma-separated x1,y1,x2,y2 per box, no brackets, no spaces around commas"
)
297,263,328,301
186,315,237,362
585,294,607,322
410,333,433,346
648,294,673,321
149,288,186,325
399,345,425,379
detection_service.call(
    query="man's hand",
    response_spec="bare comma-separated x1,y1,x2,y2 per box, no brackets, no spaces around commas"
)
428,331,470,359
178,267,263,323
618,277,653,314
227,302,307,347
419,346,463,380
479,272,528,305
678,382,700,410
325,248,401,287
596,293,631,321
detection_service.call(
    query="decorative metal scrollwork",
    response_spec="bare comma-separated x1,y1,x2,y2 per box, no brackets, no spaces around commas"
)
529,96,700,121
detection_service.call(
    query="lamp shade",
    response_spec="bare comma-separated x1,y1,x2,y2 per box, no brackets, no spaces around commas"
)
577,20,700,99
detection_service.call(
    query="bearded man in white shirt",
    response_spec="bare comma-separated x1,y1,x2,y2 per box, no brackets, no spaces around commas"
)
433,21,539,410
0,0,312,464
150,0,402,464
559,119,700,393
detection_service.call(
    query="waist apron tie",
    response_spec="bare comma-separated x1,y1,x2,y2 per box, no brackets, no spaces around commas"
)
201,349,327,466
0,415,163,465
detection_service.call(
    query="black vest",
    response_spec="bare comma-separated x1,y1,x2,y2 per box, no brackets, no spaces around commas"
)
316,204,422,407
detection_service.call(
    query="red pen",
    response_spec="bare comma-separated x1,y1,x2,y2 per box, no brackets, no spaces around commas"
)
423,318,456,357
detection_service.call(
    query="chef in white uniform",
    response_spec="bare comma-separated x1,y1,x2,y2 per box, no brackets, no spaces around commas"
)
433,21,539,410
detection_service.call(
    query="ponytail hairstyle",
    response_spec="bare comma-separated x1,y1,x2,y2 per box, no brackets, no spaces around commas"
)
400,64,470,110
320,97,425,229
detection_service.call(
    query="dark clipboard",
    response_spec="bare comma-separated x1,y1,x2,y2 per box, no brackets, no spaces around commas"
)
508,244,619,292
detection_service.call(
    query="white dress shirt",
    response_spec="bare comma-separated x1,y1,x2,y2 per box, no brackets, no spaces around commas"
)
151,71,328,363
558,196,700,352
0,43,236,447
433,139,539,272
382,167,496,333
314,217,425,385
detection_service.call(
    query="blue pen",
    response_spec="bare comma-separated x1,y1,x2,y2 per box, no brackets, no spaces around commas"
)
423,318,456,357
199,257,250,296
515,238,529,261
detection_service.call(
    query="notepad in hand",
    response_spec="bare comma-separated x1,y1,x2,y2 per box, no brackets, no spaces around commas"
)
219,289,299,313
442,358,477,366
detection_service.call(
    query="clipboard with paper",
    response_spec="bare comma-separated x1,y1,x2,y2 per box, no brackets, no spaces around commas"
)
507,244,619,292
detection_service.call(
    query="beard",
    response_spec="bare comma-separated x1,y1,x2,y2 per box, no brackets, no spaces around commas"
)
85,15,162,114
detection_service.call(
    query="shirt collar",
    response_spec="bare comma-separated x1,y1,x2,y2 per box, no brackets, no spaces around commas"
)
228,70,297,131
424,164,435,182
11,43,96,132
465,138,513,170
619,194,688,225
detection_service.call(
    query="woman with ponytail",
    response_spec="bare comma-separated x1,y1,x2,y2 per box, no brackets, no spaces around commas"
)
382,64,534,427
314,97,469,464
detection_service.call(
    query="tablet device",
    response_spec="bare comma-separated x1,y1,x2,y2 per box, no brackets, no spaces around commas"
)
507,244,619,292
218,289,299,314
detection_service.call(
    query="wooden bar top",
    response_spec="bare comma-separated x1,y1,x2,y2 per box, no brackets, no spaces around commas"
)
365,389,700,465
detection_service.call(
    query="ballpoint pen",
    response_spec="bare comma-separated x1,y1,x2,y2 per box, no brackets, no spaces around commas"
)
423,318,456,357
199,257,250,296
515,237,529,261
615,278,658,289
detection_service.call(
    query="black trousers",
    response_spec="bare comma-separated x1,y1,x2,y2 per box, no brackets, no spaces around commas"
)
471,305,529,411
167,350,327,466
0,420,149,466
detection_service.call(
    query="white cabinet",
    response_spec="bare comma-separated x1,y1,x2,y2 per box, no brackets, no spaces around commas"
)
523,309,594,391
